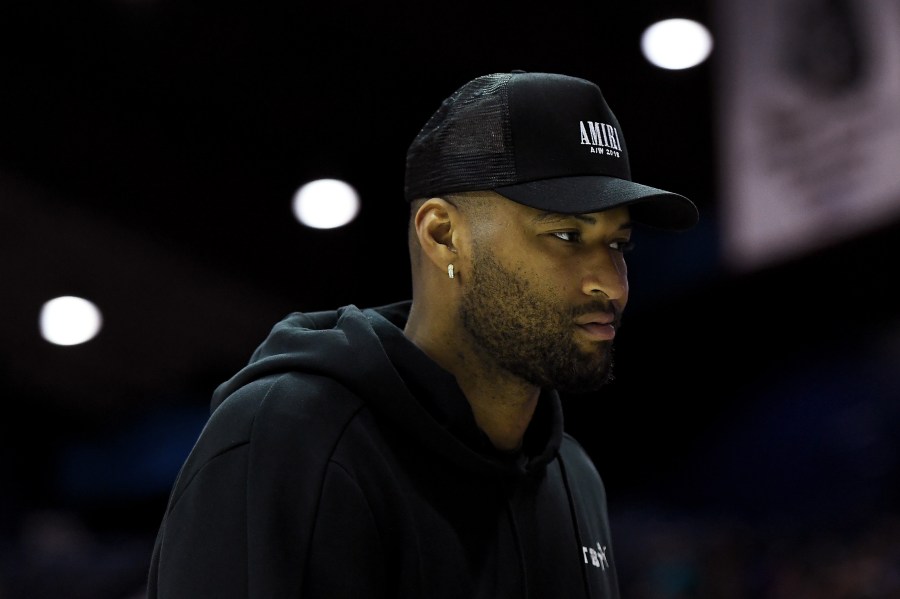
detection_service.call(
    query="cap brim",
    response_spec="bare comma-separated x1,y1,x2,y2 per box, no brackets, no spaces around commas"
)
494,175,699,231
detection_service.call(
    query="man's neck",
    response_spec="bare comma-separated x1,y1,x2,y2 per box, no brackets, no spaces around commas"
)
455,373,540,452
404,306,540,452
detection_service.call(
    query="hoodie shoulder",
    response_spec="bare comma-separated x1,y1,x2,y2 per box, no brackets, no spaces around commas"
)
150,369,371,598
169,370,367,509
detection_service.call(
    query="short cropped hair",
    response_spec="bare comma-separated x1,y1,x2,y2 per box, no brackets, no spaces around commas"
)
407,192,495,255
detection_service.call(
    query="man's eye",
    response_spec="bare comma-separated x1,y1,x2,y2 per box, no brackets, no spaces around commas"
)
552,231,581,243
610,240,635,253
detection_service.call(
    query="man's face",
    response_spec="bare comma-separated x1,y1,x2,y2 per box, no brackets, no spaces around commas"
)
458,195,632,393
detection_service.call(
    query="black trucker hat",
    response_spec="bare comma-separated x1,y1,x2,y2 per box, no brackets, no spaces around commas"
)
404,71,698,231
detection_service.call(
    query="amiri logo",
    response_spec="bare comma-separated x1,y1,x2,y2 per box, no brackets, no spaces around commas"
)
579,120,622,157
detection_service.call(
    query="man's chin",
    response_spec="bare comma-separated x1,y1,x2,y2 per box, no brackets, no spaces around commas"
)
574,335,614,352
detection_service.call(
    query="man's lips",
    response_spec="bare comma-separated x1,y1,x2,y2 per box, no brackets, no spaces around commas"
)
574,312,618,341
574,312,616,326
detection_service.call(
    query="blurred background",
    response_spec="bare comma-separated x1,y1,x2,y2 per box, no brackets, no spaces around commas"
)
1,0,899,597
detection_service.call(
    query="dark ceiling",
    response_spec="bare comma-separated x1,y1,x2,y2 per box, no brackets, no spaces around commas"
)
2,0,899,507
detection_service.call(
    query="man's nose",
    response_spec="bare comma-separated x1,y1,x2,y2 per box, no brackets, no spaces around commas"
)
581,252,628,300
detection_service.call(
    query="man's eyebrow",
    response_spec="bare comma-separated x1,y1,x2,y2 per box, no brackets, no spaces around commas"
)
531,211,634,229
532,211,596,225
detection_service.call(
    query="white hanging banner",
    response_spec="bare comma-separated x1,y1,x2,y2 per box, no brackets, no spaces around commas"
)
717,0,900,270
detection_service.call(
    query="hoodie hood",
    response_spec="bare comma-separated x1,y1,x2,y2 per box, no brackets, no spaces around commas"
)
211,301,564,478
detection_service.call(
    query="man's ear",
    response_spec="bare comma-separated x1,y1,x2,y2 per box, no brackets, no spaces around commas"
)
412,197,461,274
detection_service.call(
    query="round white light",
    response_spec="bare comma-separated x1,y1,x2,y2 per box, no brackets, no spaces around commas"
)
40,296,103,346
641,18,713,70
291,178,360,229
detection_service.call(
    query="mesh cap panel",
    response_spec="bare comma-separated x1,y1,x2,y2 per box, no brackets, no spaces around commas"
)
404,74,518,200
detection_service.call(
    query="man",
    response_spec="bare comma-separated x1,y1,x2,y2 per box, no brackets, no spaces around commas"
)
147,71,697,598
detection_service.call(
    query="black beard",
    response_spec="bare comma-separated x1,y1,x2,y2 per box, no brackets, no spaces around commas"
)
459,248,616,393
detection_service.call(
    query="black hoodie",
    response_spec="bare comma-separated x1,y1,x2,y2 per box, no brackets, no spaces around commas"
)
147,301,621,598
